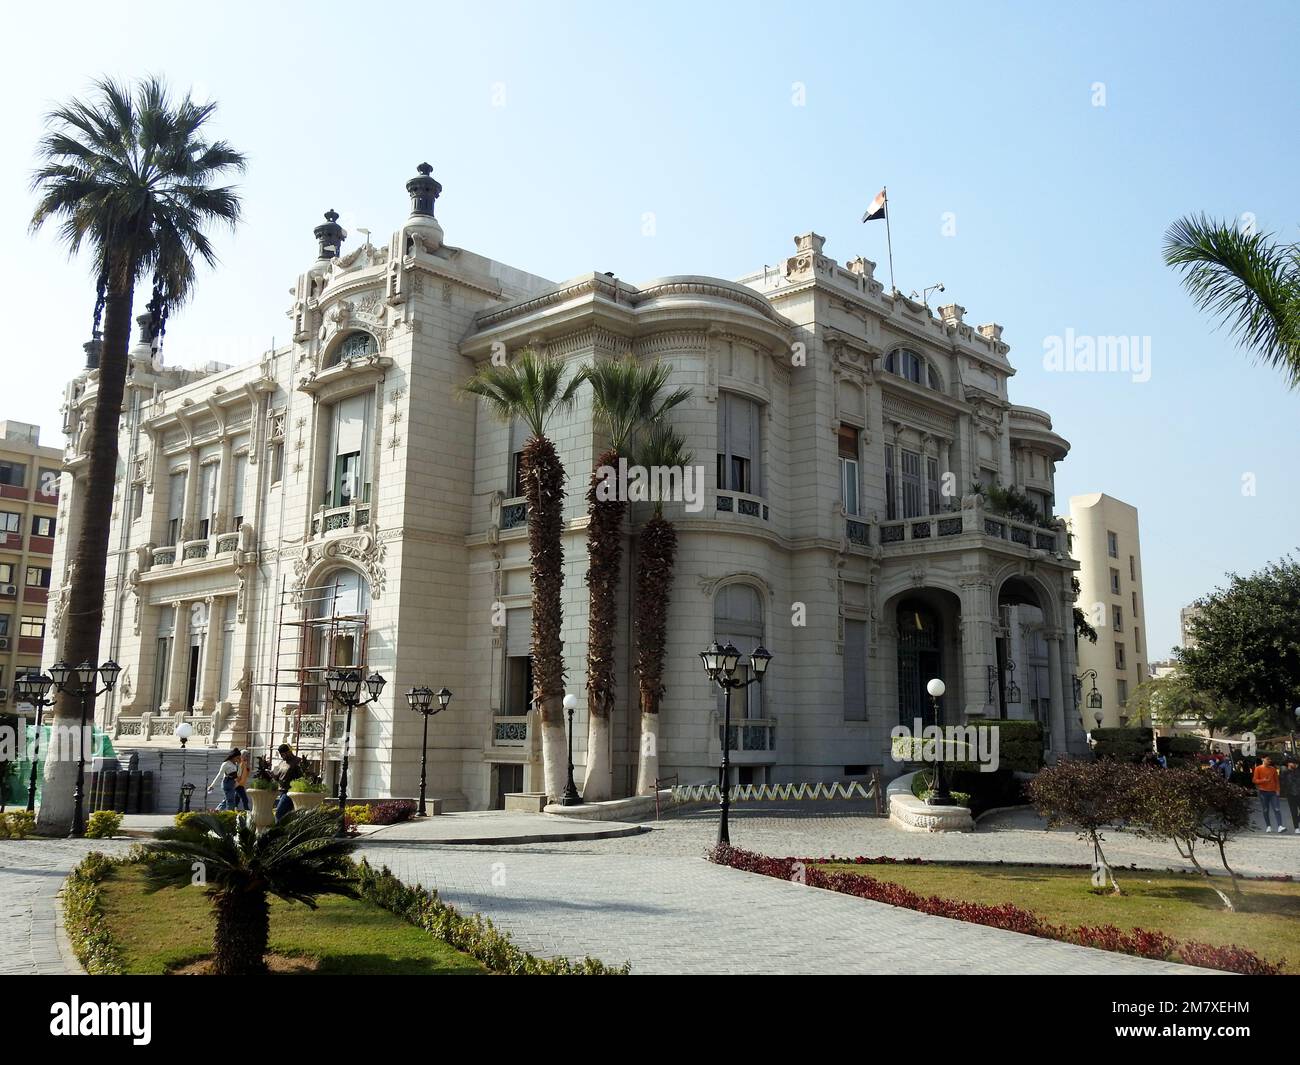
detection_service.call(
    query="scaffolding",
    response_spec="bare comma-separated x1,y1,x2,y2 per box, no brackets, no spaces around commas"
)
259,576,370,782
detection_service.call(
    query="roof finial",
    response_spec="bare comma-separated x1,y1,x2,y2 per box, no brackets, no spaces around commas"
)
313,208,346,261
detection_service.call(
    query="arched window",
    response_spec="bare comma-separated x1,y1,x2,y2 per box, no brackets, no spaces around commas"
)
307,568,371,690
885,348,941,391
713,583,765,717
328,331,377,368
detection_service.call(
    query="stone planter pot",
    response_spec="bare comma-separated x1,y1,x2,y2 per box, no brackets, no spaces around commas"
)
248,788,277,829
289,791,326,812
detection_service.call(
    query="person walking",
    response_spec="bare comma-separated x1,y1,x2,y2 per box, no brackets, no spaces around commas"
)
1252,755,1283,832
207,748,241,811
1281,758,1300,834
271,743,303,822
233,750,252,812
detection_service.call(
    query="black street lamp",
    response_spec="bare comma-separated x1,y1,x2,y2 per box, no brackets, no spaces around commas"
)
47,659,121,837
325,667,385,819
925,678,953,806
406,685,451,816
560,692,582,806
699,640,772,845
176,719,194,812
14,673,55,813
1074,669,1103,715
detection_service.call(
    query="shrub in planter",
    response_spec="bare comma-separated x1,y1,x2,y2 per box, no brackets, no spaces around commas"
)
86,810,123,839
289,776,327,794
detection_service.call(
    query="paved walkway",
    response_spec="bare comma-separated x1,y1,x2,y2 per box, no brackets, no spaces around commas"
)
7,801,1291,976
0,839,130,975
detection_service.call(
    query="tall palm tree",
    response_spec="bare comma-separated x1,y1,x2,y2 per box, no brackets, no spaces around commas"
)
581,358,690,800
1163,214,1300,388
632,421,693,794
144,808,356,975
30,78,245,832
464,350,585,801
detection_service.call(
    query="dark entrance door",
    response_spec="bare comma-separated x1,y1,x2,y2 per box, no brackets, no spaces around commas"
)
897,602,942,727
493,763,524,810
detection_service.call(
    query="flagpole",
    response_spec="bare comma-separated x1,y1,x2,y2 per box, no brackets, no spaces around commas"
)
883,186,896,295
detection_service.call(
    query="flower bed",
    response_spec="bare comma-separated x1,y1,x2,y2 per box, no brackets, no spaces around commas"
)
708,845,1284,975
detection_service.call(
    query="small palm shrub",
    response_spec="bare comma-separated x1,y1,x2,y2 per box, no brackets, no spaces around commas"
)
144,807,357,975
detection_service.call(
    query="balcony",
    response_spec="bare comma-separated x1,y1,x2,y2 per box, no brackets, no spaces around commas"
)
114,712,217,743
491,715,529,747
710,714,777,764
876,502,1063,558
715,491,768,520
500,498,527,531
312,502,372,537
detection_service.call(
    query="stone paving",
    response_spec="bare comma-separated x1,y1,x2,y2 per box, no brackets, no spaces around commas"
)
0,838,130,975
5,801,1293,976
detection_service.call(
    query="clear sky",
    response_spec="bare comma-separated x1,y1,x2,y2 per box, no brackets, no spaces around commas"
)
3,0,1297,661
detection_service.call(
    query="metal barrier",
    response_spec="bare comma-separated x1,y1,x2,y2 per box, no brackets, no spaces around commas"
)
670,777,879,805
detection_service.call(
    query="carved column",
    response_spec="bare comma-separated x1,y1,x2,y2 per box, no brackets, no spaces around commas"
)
1046,630,1068,761
161,602,190,713
197,596,225,713
958,574,996,718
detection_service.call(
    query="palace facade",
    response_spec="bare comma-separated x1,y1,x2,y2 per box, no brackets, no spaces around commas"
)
45,164,1087,809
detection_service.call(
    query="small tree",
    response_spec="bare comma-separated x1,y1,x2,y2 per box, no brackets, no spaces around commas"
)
1029,759,1137,894
1127,766,1252,911
144,807,356,974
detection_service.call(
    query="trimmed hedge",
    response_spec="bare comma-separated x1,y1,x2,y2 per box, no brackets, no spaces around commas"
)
0,810,35,839
174,809,241,831
64,852,126,974
85,810,123,839
1092,726,1154,763
355,860,628,974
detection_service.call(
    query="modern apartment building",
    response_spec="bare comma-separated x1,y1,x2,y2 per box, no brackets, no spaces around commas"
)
46,164,1088,809
0,421,62,711
1068,492,1150,726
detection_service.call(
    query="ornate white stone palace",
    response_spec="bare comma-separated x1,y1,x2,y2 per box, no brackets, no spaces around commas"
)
46,164,1087,809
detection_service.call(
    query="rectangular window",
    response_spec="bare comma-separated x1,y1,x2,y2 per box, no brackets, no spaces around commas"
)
1114,642,1126,670
197,462,218,538
978,467,998,493
0,615,9,636
504,607,533,714
31,515,55,537
839,425,860,516
129,483,144,521
0,512,17,533
1131,591,1138,617
0,462,26,487
1117,678,1129,706
842,619,868,721
884,446,897,521
927,457,941,515
900,449,922,519
1109,568,1120,595
270,442,284,485
20,616,45,639
1129,555,1136,581
1134,628,1142,654
231,453,248,529
716,392,761,495
1112,605,1123,632
0,564,10,584
1107,530,1119,558
327,392,373,507
25,566,50,588
37,469,60,500
167,471,186,546
509,419,527,498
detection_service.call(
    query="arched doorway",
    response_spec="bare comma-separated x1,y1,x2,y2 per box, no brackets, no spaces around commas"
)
897,599,942,728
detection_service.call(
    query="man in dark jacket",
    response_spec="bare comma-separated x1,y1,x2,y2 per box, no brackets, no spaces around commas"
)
1282,759,1300,834
272,744,303,822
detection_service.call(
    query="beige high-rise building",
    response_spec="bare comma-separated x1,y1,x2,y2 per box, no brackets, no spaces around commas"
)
0,421,62,710
1069,493,1149,727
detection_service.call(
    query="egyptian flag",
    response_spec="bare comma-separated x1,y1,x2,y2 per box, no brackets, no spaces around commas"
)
861,188,887,222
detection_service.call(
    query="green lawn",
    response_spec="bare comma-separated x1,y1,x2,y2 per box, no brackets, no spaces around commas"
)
816,861,1300,971
98,864,487,975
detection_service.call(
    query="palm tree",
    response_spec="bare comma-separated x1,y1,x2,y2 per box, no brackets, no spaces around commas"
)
144,808,356,975
464,350,585,801
632,422,693,794
1163,214,1300,388
581,358,690,800
30,78,244,832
